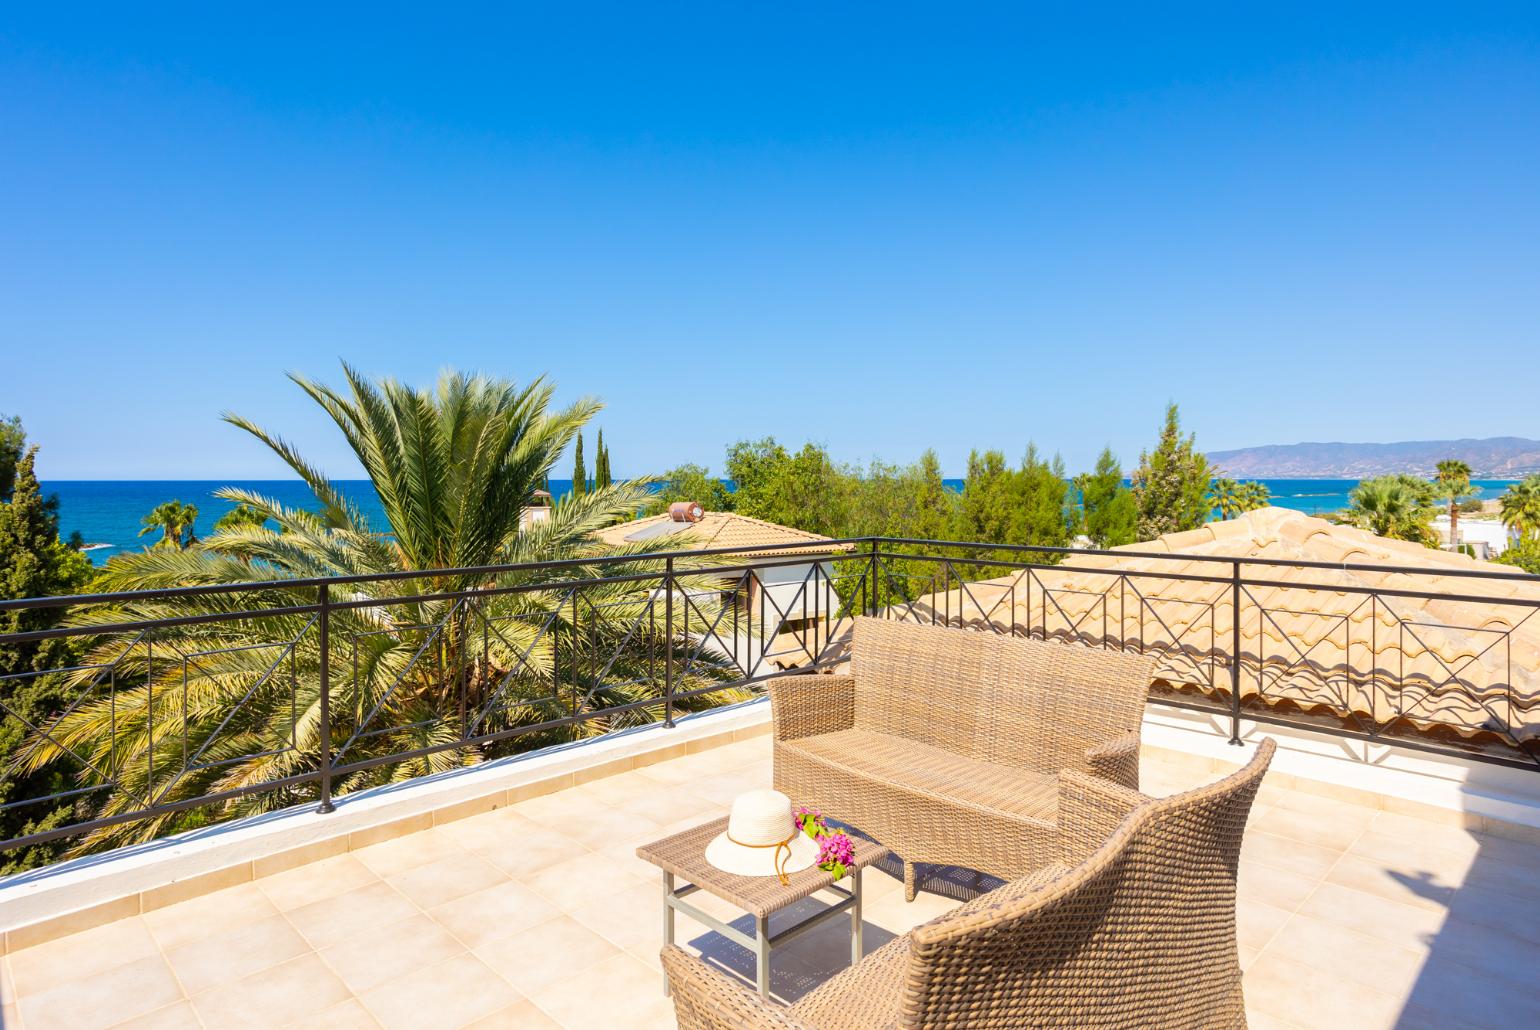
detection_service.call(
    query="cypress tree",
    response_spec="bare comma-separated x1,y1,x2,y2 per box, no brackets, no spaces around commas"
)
595,430,611,490
1130,404,1212,540
572,433,586,497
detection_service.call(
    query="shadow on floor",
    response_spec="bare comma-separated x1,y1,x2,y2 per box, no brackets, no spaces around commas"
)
1386,830,1540,1028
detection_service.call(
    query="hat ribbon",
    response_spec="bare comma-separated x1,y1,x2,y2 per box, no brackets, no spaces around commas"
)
726,831,797,885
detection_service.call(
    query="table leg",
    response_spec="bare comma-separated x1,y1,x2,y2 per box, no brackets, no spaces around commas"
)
756,913,770,1000
663,872,675,997
852,869,864,965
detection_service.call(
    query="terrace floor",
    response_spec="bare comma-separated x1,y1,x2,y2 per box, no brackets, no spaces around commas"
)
4,734,1540,1030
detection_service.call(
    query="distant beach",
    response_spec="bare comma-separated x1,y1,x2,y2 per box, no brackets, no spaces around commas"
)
41,478,1524,564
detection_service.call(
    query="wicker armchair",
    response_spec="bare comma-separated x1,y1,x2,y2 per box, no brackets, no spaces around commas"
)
663,737,1277,1030
772,618,1156,899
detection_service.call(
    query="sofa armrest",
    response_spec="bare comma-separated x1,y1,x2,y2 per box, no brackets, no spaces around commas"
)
1057,770,1147,865
661,945,817,1030
769,674,855,742
1084,730,1142,790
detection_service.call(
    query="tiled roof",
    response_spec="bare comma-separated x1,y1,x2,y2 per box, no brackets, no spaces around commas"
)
593,511,851,559
891,508,1540,747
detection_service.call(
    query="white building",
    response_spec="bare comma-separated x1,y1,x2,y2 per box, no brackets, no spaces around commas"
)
1432,513,1518,559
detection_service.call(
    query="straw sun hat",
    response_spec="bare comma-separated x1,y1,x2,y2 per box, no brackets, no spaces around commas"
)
705,789,818,882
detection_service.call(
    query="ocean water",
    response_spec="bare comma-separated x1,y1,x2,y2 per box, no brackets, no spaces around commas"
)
39,478,1522,564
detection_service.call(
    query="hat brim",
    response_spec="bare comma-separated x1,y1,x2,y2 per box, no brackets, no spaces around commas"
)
705,829,820,879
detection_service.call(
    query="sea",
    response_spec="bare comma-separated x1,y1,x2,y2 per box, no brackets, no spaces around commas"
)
39,478,1523,565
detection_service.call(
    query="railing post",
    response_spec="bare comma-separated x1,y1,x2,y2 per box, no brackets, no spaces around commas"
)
316,583,335,813
1229,560,1243,746
664,556,676,728
867,539,879,617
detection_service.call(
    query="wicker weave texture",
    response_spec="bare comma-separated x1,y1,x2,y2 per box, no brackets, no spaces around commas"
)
663,737,1277,1030
772,618,1155,895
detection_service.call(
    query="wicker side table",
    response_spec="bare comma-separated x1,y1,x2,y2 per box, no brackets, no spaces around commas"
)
636,816,890,1001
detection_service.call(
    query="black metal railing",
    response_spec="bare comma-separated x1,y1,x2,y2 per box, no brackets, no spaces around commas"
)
2,536,1538,866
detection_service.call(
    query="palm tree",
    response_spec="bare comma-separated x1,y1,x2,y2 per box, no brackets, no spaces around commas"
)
1500,476,1540,543
1343,475,1437,544
23,365,736,852
138,500,199,549
1434,459,1480,551
1206,479,1270,521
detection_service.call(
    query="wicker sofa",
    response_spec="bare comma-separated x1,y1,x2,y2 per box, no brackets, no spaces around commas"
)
772,617,1156,900
663,737,1277,1029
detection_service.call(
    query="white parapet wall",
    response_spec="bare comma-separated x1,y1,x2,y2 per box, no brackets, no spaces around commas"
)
0,699,772,953
1143,704,1540,837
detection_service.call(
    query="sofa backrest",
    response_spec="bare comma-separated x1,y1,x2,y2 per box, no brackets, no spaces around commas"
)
898,737,1276,1029
849,617,1154,772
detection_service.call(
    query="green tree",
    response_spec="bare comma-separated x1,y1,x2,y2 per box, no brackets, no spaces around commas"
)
1494,539,1540,575
1131,404,1211,540
647,464,734,515
1207,478,1271,520
1498,476,1540,544
214,503,268,533
0,414,25,501
1434,460,1480,551
571,433,587,498
1077,447,1137,548
138,500,199,550
22,366,732,854
1343,475,1437,544
725,438,850,537
595,430,612,490
0,442,95,872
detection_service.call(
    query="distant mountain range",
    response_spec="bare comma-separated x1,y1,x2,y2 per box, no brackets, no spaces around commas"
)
1207,437,1540,478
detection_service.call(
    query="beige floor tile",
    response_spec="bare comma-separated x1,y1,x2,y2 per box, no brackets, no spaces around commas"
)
527,952,673,1029
573,769,692,807
18,954,183,1030
286,881,421,950
143,882,281,951
358,953,521,1030
429,880,561,949
1295,881,1446,945
463,999,563,1028
318,911,467,995
106,1000,202,1030
1326,852,1462,912
1368,811,1484,855
163,913,310,995
1239,829,1344,881
581,784,719,834
474,915,620,995
567,879,667,955
1243,951,1405,1029
385,851,509,910
8,916,161,996
520,851,648,911
555,804,663,851
1403,913,1540,989
1387,958,1532,1028
1253,803,1372,852
190,952,350,1030
1237,861,1321,913
1258,913,1427,992
511,789,618,827
304,998,383,1029
257,853,379,911
353,826,466,878
473,821,591,881
1235,898,1292,952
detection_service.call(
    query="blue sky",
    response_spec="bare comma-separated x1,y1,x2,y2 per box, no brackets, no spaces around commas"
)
2,4,1536,480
